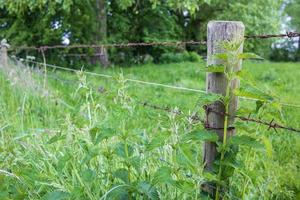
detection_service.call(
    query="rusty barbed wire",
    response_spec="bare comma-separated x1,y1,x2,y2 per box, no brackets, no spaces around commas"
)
35,66,300,133
23,64,300,134
9,40,207,52
8,31,300,52
137,101,300,133
204,106,300,133
12,56,300,134
245,31,300,39
136,100,183,115
25,70,300,134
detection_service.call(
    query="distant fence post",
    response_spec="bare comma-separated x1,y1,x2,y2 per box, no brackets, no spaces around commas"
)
203,21,244,194
0,39,10,68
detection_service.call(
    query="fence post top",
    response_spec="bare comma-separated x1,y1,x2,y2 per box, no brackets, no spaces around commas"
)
1,39,10,49
208,20,244,28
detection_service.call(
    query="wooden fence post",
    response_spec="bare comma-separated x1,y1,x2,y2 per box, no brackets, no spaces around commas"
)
203,21,244,193
0,39,10,68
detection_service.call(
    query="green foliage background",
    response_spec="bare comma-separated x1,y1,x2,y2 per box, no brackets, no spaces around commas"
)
0,0,294,66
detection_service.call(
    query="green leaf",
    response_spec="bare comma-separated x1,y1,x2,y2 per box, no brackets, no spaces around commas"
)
238,53,263,60
198,92,222,105
203,171,219,182
152,166,174,185
70,186,84,199
126,156,141,171
105,184,129,200
89,127,98,144
137,181,160,200
234,86,274,102
255,100,264,113
115,143,134,158
47,132,66,144
173,180,194,193
229,135,264,149
57,153,71,172
81,169,96,182
81,146,101,164
113,168,129,184
206,65,225,73
262,137,273,157
176,143,197,170
214,53,228,60
183,130,219,142
89,127,116,145
234,121,256,133
146,132,170,151
43,191,69,200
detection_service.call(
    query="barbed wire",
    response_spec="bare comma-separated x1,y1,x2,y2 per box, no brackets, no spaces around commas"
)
48,73,300,133
7,31,300,52
139,101,300,134
41,65,300,133
245,31,300,39
203,106,300,133
13,57,207,93
8,41,206,52
12,58,299,134
13,56,300,109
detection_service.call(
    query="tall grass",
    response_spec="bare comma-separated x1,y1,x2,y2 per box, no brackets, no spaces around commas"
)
0,60,300,199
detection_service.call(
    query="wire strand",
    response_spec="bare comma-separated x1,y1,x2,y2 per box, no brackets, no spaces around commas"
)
35,71,300,134
7,31,300,52
13,57,207,93
13,56,300,109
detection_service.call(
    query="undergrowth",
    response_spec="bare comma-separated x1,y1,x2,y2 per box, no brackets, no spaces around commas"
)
0,57,299,199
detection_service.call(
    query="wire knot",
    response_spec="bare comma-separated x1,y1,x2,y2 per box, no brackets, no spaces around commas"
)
286,32,299,38
267,119,278,133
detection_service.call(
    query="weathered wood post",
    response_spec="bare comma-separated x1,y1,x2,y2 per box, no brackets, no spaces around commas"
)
0,39,10,68
203,21,244,194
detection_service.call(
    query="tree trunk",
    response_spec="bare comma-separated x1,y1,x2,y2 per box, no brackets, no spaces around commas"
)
95,0,109,67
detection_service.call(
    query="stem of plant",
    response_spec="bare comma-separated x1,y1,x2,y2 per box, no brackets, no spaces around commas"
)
41,50,47,91
215,73,232,200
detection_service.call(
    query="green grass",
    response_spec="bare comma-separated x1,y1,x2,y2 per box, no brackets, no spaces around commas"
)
0,60,300,199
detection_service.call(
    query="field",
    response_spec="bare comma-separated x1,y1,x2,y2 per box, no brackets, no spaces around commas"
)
1,60,300,200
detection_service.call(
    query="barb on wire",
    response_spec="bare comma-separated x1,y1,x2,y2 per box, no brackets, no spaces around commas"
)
12,56,300,134
245,31,300,39
136,100,183,115
12,56,300,109
9,40,207,52
138,100,300,133
8,31,300,52
204,105,300,133
134,100,300,133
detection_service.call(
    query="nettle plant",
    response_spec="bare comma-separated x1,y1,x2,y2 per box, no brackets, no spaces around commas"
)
66,47,280,200
16,47,281,200
202,39,281,199
65,72,203,199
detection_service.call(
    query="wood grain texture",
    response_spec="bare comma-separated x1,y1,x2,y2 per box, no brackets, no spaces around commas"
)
203,21,244,171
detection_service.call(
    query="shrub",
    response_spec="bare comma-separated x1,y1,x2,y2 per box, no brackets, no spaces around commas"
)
188,51,202,62
160,51,202,63
142,54,154,64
